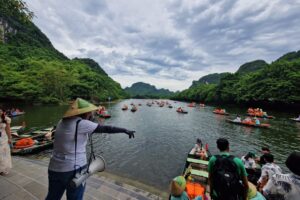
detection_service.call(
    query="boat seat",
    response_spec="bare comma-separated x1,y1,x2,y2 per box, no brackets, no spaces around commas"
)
187,158,209,165
191,169,209,178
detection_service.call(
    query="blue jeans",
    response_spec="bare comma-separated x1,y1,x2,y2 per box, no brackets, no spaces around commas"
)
45,168,86,200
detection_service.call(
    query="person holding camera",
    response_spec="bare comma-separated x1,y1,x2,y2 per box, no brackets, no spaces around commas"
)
45,98,135,200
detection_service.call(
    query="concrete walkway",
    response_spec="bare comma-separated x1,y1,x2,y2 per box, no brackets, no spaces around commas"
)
0,157,163,200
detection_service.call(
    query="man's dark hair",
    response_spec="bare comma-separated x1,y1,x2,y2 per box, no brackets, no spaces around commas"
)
217,138,229,151
264,153,274,163
262,147,270,152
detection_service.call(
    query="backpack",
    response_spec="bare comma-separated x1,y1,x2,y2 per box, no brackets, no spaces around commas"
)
212,155,244,200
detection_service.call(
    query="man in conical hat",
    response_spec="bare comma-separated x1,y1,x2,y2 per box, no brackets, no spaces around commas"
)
45,98,135,200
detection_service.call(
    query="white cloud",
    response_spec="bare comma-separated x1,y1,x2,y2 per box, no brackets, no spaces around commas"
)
25,0,300,90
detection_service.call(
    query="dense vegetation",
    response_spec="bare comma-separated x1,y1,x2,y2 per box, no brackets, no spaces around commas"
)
0,0,126,104
173,52,300,105
124,82,174,99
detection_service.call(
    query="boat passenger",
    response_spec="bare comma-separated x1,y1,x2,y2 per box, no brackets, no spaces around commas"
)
257,154,282,192
233,115,242,122
45,98,135,200
254,118,260,125
191,138,207,160
263,151,300,200
241,152,256,170
170,176,190,200
243,117,252,124
257,147,271,165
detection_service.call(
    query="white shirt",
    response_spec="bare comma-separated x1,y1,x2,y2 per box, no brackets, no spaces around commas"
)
48,117,98,172
241,156,256,169
258,163,282,183
263,173,300,200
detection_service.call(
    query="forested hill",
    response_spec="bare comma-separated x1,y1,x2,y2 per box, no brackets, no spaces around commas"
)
124,82,174,98
0,0,126,104
236,60,267,75
190,73,230,88
172,50,300,106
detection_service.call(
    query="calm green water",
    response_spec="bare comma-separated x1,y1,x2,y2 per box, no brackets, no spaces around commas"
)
8,100,300,190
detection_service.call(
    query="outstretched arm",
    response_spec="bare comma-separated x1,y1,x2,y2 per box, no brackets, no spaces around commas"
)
93,125,135,138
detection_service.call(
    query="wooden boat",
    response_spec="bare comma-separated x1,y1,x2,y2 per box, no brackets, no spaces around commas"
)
187,102,196,107
98,111,111,118
291,118,300,122
213,110,229,115
8,112,25,117
247,113,275,119
226,119,270,128
131,106,137,112
12,138,54,155
122,107,128,111
170,146,210,199
12,127,55,144
176,108,188,114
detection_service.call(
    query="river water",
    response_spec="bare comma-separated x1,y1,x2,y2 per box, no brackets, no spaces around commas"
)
9,100,300,190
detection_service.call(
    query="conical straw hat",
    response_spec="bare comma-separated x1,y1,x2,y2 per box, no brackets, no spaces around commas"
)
170,176,186,197
63,98,98,118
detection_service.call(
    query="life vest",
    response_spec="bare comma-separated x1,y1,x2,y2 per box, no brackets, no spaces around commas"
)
186,181,205,199
14,138,35,149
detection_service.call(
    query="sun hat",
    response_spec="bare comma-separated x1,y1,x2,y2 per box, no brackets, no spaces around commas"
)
63,98,98,118
170,176,186,197
285,151,300,176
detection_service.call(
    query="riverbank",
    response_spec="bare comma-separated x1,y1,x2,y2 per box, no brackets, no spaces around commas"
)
0,157,167,200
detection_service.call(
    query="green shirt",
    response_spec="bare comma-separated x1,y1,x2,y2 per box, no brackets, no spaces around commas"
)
208,152,248,198
208,152,247,177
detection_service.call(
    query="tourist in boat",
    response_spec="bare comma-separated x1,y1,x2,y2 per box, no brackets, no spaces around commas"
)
241,152,256,170
208,138,249,200
263,151,300,200
190,138,207,160
257,147,271,165
233,115,242,122
170,176,190,200
45,98,135,200
243,116,253,124
257,154,282,192
0,108,12,175
254,117,261,125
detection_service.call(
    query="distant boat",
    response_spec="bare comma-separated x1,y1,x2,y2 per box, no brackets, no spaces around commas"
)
213,109,229,115
122,105,128,110
176,108,188,114
291,118,300,122
226,119,270,128
131,106,137,112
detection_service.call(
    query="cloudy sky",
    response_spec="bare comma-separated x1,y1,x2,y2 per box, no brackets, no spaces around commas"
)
24,0,300,91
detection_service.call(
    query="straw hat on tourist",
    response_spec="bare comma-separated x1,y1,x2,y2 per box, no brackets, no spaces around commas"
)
170,176,186,197
63,98,98,118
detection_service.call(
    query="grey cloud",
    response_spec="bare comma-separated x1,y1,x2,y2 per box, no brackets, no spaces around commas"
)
25,0,300,90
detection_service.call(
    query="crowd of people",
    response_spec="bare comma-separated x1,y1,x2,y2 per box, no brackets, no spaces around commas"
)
170,138,300,200
247,108,268,117
234,115,261,125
